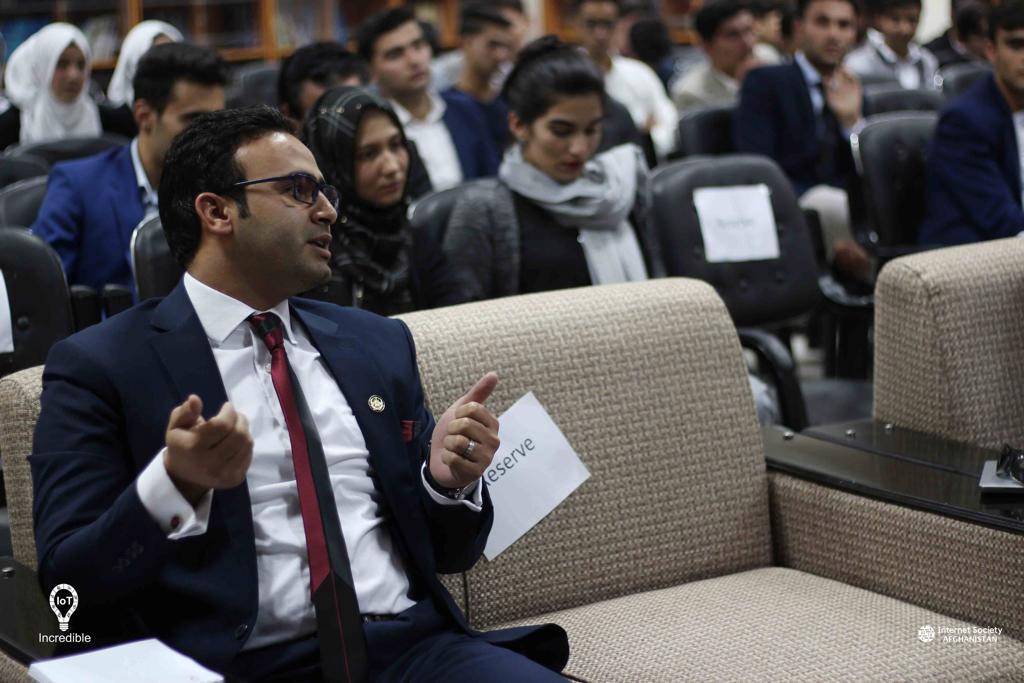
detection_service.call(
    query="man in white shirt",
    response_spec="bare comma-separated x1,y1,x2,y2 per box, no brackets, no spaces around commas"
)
30,107,568,680
358,7,500,191
845,0,938,89
573,0,679,159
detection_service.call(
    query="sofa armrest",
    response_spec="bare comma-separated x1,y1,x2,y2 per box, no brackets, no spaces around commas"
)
0,557,60,668
768,471,1024,641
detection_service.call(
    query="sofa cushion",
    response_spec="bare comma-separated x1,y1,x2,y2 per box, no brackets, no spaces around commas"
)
497,567,1024,681
399,280,773,628
0,365,43,568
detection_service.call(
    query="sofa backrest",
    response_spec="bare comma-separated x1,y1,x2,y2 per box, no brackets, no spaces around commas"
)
399,279,772,628
874,238,1024,449
0,365,43,567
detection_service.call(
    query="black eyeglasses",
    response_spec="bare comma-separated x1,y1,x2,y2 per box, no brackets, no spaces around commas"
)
231,172,340,210
997,444,1024,485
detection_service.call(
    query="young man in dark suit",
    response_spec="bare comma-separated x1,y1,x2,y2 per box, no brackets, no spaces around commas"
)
30,106,568,681
734,0,872,280
30,43,226,294
919,1,1024,246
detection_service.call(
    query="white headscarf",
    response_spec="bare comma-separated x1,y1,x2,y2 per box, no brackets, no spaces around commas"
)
4,23,101,144
106,21,184,106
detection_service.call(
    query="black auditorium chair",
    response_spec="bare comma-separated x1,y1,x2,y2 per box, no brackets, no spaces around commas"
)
649,154,874,429
226,65,280,108
0,176,47,227
131,215,182,300
0,229,74,378
936,61,991,100
850,112,939,262
3,133,128,166
863,84,945,115
409,180,488,245
0,156,48,189
675,105,735,158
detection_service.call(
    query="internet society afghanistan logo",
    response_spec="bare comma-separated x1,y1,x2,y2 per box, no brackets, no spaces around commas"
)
49,584,78,631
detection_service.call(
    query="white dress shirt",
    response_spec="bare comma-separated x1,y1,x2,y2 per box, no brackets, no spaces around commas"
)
135,273,481,650
604,54,679,159
864,29,932,90
129,137,159,220
391,92,463,191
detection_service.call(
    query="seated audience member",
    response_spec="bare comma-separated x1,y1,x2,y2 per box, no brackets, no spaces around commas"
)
105,20,184,135
0,23,131,150
303,86,470,313
358,7,500,190
672,0,761,111
276,41,369,128
445,3,516,151
432,0,528,93
574,0,679,159
845,0,939,89
919,1,1024,246
444,36,663,301
629,16,682,90
735,0,871,280
925,0,991,68
751,0,788,63
30,104,569,681
31,43,226,292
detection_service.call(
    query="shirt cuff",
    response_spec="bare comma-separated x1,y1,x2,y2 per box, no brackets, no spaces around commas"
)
136,448,213,540
420,462,483,512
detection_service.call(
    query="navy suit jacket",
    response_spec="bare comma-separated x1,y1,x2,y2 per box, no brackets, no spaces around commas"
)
30,144,144,292
439,90,500,180
31,285,565,673
918,74,1024,246
734,62,858,196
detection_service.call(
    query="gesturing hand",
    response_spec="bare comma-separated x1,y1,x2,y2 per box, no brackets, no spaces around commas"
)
824,67,863,131
164,395,254,507
429,373,501,490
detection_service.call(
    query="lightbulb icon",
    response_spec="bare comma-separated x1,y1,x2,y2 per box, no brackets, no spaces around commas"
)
49,584,78,632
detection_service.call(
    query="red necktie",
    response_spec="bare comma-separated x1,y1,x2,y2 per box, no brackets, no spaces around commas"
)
248,312,368,683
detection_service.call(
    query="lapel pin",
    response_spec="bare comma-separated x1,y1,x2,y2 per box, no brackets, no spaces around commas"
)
368,395,385,413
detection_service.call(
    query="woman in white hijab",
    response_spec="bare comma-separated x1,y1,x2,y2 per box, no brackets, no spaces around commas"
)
1,23,105,148
106,20,183,107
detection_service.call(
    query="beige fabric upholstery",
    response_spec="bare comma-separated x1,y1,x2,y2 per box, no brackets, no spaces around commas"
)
874,238,1024,449
498,567,1024,682
0,366,43,568
0,652,32,683
400,279,774,628
769,472,1024,641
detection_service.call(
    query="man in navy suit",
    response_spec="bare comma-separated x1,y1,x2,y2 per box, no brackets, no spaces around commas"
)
919,1,1024,246
30,43,227,293
734,0,871,280
31,106,567,681
358,7,500,191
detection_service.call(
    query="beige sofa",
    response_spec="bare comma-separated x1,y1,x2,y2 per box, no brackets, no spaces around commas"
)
2,279,1023,681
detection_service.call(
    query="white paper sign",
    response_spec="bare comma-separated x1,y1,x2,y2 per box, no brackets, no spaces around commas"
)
29,638,222,683
693,184,780,263
483,392,590,560
0,270,13,354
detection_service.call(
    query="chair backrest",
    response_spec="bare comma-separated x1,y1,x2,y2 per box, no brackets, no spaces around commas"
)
851,112,938,247
131,215,182,301
863,85,945,115
874,238,1024,449
649,154,821,327
0,366,44,567
3,134,128,166
676,106,735,157
226,65,280,108
409,181,484,245
937,61,991,99
398,280,772,628
0,229,73,379
0,176,48,227
0,155,48,189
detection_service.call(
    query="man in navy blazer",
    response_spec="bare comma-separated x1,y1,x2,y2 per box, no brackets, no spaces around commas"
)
31,106,567,680
919,2,1024,246
358,7,500,191
30,43,227,293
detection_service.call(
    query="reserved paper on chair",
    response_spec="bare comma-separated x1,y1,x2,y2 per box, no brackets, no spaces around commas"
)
693,184,780,263
483,392,590,560
0,270,13,354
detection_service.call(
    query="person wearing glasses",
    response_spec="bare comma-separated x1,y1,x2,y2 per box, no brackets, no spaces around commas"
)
302,86,470,314
29,105,569,681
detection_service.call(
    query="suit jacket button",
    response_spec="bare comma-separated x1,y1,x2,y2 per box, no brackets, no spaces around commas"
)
234,623,248,639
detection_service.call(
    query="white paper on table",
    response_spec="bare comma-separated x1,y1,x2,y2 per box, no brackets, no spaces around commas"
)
693,184,780,263
483,392,590,560
0,269,13,354
28,638,223,683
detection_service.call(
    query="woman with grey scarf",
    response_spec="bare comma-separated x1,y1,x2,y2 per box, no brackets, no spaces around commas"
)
442,35,665,301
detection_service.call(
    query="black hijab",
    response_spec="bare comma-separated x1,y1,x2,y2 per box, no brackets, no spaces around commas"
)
303,86,414,314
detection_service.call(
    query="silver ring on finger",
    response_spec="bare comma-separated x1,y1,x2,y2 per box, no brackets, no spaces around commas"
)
463,439,477,458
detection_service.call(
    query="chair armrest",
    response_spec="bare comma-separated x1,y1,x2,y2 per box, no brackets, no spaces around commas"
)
817,274,873,314
737,328,808,431
768,471,1024,641
101,284,132,318
0,558,60,666
69,285,100,331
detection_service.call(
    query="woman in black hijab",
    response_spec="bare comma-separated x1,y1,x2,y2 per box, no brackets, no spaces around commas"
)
302,86,468,314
